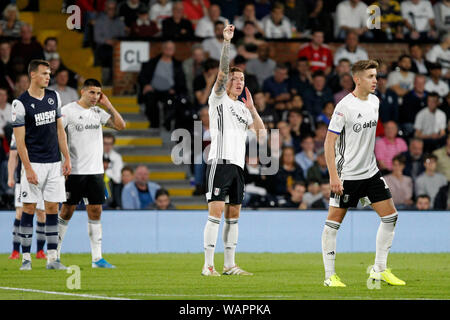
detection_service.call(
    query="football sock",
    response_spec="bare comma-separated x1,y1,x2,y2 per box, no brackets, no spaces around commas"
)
36,221,46,252
374,212,398,273
223,218,238,269
57,216,69,260
322,220,340,279
12,218,20,252
203,216,220,267
45,214,58,263
19,212,34,261
88,220,102,262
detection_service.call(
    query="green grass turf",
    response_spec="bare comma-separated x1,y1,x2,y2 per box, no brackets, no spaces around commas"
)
0,253,449,300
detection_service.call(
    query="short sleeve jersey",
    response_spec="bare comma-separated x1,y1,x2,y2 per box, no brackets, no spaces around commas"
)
11,89,62,163
61,101,111,175
208,91,254,169
328,93,379,180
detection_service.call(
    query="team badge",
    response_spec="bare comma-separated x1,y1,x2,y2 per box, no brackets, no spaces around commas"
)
48,98,55,105
22,191,27,198
214,188,220,196
353,123,362,133
75,124,84,132
30,103,35,109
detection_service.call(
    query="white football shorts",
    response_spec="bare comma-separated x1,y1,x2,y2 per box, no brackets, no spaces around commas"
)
15,183,45,210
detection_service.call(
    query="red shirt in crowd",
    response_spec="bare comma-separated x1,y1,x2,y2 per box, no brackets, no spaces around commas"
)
297,43,333,72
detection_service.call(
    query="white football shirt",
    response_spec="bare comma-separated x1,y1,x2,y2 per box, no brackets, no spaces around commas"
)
208,91,253,169
61,101,110,175
328,93,379,180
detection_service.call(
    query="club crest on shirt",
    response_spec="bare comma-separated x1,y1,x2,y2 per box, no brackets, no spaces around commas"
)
22,191,27,198
214,188,221,196
48,98,55,105
353,123,362,133
75,123,84,132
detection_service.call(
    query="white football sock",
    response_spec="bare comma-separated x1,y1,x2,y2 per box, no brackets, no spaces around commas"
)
223,218,238,269
203,216,221,267
57,216,69,260
47,250,57,263
374,212,398,273
88,220,102,262
322,220,340,279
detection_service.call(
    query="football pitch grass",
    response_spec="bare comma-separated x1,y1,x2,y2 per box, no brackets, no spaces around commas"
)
0,253,449,300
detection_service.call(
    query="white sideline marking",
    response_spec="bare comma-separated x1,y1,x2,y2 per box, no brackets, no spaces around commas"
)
0,286,137,300
116,293,295,298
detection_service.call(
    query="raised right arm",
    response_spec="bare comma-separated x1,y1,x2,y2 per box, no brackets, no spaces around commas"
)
214,21,235,96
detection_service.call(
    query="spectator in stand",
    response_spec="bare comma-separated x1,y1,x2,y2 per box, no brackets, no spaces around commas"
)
162,1,194,40
305,0,336,42
43,37,59,62
76,0,106,47
306,148,329,184
289,57,312,96
182,44,205,103
47,53,80,89
48,69,79,106
384,154,414,209
333,73,354,104
235,21,265,61
335,0,372,40
0,87,11,136
440,91,450,123
302,179,322,208
0,41,14,97
275,146,305,196
213,0,239,25
371,0,404,41
277,120,295,148
202,20,237,61
302,70,333,119
193,58,218,108
282,181,307,208
295,135,317,177
262,62,290,105
284,0,308,37
242,155,273,208
402,138,426,179
0,5,23,38
316,101,334,126
387,54,415,98
313,122,327,151
121,165,161,210
401,0,438,41
415,154,448,206
375,73,399,124
399,74,428,138
414,92,447,153
233,55,260,99
333,31,368,67
425,63,449,98
93,1,126,83
255,0,273,20
246,43,276,88
433,133,450,182
114,166,134,209
194,3,225,38
117,0,147,28
233,2,264,35
311,181,331,209
327,58,351,94
138,40,187,128
261,2,292,39
103,132,124,191
297,29,333,76
150,0,173,30
183,0,209,27
287,108,303,152
289,95,315,135
193,106,210,195
253,91,278,130
129,5,159,38
426,33,450,80
415,194,431,210
10,24,44,67
375,121,408,173
409,43,429,75
13,73,29,98
148,188,176,210
434,0,450,37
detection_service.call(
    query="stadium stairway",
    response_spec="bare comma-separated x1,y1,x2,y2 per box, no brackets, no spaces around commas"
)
107,96,208,210
17,0,102,82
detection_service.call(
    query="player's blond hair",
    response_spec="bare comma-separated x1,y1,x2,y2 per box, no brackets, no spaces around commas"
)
351,60,379,75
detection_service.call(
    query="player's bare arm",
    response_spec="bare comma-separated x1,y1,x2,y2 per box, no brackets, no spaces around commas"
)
7,149,18,188
243,87,266,139
57,117,71,176
99,93,126,130
324,130,343,196
214,21,234,96
13,126,38,185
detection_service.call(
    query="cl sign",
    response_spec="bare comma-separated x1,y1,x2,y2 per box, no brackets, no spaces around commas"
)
120,42,150,72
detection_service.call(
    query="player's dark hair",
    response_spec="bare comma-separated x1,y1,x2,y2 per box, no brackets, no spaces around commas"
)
155,188,170,199
351,60,379,75
82,78,102,89
28,59,50,75
229,66,244,74
121,166,134,174
103,132,116,143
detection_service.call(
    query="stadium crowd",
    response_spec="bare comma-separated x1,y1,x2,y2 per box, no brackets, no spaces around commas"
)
0,0,449,210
